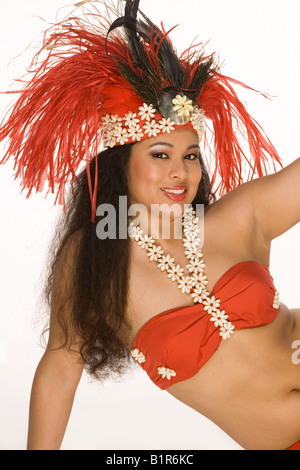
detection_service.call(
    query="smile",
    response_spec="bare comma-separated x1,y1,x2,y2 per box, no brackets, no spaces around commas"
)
161,186,188,201
162,189,186,194
161,186,188,194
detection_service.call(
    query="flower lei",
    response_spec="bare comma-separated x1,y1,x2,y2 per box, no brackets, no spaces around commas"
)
128,206,235,340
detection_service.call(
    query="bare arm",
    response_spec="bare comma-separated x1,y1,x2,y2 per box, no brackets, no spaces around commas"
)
27,233,84,450
27,348,83,450
252,157,300,242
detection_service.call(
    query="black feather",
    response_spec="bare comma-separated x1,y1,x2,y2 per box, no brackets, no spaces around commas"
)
106,0,216,106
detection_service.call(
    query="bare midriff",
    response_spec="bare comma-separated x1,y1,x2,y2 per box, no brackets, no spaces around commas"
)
166,304,300,450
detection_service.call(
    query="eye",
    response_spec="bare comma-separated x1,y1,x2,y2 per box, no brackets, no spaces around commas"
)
185,153,200,161
152,152,168,159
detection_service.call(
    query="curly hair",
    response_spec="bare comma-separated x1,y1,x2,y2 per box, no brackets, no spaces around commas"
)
42,142,215,381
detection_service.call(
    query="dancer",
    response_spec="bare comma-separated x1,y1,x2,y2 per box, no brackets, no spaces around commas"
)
1,0,299,450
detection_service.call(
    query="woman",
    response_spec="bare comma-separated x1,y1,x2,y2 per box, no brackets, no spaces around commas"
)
1,0,299,450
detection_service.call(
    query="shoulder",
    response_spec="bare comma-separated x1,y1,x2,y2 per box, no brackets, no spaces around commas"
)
215,158,300,243
204,179,270,261
205,179,258,232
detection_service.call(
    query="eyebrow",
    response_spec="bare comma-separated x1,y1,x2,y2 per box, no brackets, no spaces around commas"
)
148,142,200,150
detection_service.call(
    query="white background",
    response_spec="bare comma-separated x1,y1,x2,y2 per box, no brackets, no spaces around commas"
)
0,0,299,450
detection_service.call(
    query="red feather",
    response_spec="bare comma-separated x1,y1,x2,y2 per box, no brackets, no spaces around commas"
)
199,73,282,194
0,22,140,220
0,8,282,220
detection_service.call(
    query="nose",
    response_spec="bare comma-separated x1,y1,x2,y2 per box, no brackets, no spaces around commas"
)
168,157,188,180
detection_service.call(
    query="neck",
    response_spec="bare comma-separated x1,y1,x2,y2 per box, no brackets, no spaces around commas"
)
132,210,184,244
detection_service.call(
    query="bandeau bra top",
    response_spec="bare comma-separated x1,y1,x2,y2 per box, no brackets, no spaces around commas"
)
130,261,280,390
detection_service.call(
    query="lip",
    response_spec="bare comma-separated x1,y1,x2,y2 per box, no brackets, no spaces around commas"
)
161,186,188,201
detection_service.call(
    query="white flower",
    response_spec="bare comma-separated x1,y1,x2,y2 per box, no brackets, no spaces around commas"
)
128,223,143,241
172,95,194,117
102,115,115,131
158,117,175,133
191,106,205,120
187,257,206,273
177,276,194,294
106,114,123,125
182,220,194,229
195,272,208,285
137,234,155,249
191,284,207,303
102,112,144,146
183,238,201,251
131,349,146,364
184,232,201,245
183,230,200,242
191,107,205,141
127,124,144,142
183,206,194,218
102,114,112,124
210,309,229,328
191,107,205,126
158,254,175,272
111,115,123,123
194,249,204,259
273,291,280,309
183,217,199,229
219,322,235,340
189,271,204,284
124,112,140,127
143,119,160,137
184,248,195,260
167,264,184,281
138,103,156,121
196,260,206,273
114,127,130,145
157,367,176,380
147,245,164,261
183,225,200,238
103,130,117,148
191,293,203,304
203,295,221,314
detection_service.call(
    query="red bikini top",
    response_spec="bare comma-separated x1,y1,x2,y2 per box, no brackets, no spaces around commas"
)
130,261,280,390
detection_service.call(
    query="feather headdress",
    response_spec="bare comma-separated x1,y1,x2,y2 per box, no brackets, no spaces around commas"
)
0,0,282,220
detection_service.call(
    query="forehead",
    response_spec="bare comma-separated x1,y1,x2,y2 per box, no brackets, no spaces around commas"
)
131,129,199,153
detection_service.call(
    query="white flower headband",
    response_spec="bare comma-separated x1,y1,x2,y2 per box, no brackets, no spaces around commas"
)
102,94,205,148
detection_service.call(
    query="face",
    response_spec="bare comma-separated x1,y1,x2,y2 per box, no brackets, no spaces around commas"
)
127,129,202,217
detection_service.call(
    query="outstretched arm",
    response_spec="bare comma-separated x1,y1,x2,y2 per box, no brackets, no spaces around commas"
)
251,157,300,242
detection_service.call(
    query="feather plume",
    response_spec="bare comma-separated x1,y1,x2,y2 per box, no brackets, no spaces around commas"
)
200,73,282,193
0,0,282,221
0,14,141,219
106,0,214,104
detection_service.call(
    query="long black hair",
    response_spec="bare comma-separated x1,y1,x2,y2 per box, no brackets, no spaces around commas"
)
42,142,215,381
